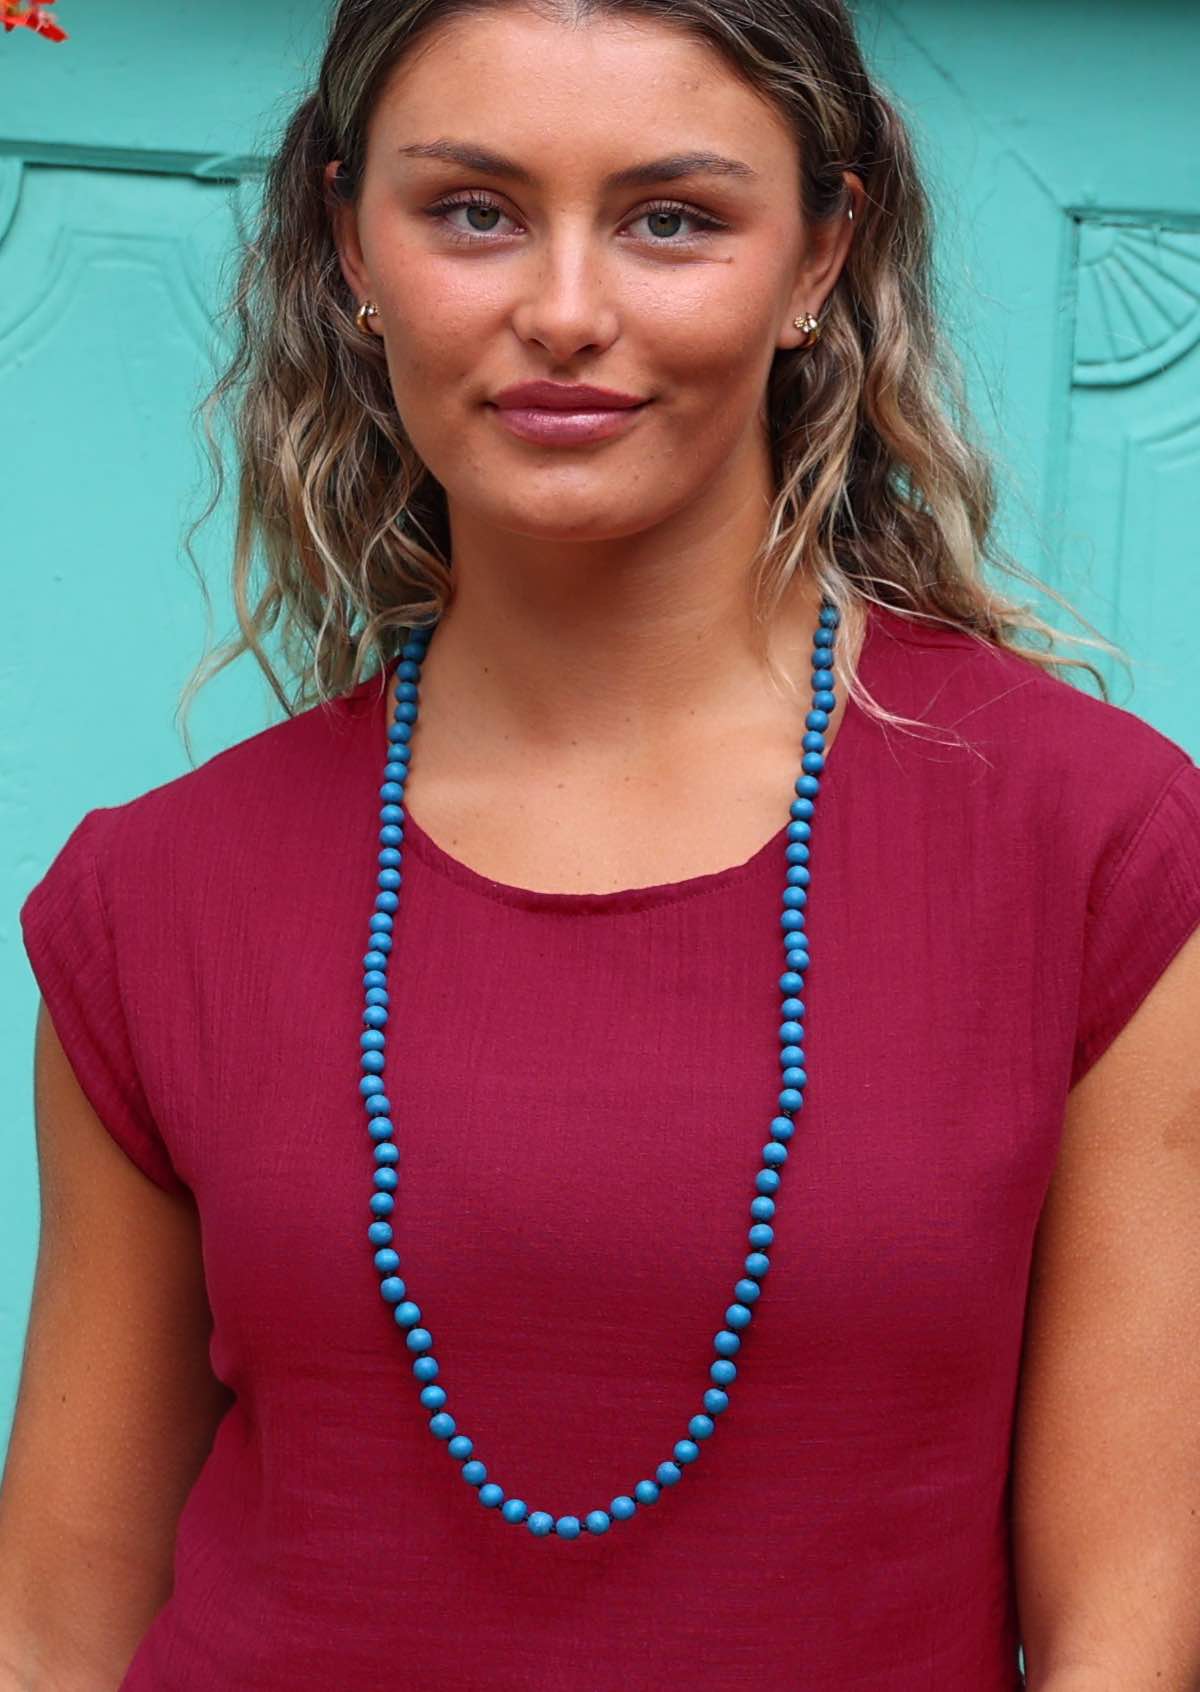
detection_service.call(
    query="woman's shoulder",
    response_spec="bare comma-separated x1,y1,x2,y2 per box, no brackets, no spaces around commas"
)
861,603,1200,928
865,599,1197,803
57,662,387,878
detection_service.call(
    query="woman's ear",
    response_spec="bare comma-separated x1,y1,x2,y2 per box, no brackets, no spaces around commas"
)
780,169,865,348
323,160,371,304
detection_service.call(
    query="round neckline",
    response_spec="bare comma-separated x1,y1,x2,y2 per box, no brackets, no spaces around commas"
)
350,606,878,915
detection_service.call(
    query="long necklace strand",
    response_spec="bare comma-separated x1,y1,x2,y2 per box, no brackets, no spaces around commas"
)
359,599,840,1539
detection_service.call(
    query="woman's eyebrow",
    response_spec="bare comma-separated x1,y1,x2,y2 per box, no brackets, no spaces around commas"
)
395,138,759,188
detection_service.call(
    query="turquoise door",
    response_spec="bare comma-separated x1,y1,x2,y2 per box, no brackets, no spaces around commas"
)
2,0,1197,1570
859,0,1200,750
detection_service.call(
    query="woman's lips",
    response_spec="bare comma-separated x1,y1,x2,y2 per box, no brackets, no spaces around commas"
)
489,402,650,445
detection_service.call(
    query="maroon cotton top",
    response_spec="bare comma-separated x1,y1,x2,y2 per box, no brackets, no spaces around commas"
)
19,601,1200,1691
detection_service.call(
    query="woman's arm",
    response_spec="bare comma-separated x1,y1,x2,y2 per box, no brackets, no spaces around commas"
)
1013,924,1200,1691
0,1001,233,1690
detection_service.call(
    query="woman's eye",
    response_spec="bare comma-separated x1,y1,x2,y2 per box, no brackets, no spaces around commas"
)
426,194,516,242
424,193,725,247
628,201,725,244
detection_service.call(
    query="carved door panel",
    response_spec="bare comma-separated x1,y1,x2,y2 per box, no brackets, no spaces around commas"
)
1060,218,1200,748
0,155,258,794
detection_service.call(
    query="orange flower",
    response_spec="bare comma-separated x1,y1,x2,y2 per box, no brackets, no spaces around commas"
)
1,2,68,40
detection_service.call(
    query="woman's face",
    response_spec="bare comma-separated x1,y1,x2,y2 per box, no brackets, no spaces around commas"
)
327,5,857,545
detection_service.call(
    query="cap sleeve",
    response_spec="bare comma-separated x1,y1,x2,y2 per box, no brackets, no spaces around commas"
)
18,807,186,1195
1072,756,1200,1089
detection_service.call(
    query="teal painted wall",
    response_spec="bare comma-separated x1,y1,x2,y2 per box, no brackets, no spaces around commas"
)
2,1,1197,1602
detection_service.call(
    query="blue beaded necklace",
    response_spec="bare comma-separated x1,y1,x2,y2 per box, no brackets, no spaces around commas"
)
360,598,840,1540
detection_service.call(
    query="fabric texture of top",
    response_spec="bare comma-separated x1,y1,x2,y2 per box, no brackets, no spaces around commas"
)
18,600,1200,1691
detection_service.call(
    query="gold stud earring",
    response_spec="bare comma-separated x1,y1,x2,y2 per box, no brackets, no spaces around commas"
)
355,299,380,334
792,312,821,348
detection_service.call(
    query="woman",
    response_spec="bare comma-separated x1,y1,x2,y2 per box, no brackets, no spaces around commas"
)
5,0,1200,1688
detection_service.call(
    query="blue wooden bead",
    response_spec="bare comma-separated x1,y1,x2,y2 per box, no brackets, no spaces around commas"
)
462,1460,487,1485
479,1484,504,1508
610,1495,637,1519
657,1462,682,1486
744,1252,770,1276
689,1415,715,1440
673,1440,700,1465
703,1388,729,1415
429,1413,455,1439
586,1511,612,1533
413,1356,439,1380
555,1516,581,1538
379,1277,406,1303
406,1328,433,1352
714,1330,741,1355
735,1278,760,1303
634,1480,660,1505
502,1499,528,1523
527,1511,554,1535
447,1435,472,1457
393,1301,421,1326
421,1386,447,1410
725,1303,752,1328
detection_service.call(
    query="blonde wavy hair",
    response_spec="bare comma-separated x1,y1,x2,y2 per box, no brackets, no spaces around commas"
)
178,0,1124,757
